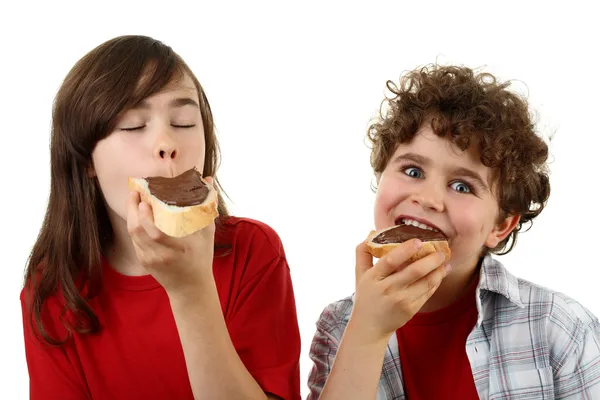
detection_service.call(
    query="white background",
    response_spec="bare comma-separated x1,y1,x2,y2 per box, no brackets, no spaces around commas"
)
1,1,599,398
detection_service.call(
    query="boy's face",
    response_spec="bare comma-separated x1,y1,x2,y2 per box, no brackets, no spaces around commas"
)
374,123,519,270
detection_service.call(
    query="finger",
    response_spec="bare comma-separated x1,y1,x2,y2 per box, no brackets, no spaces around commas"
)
355,240,374,283
191,219,216,244
126,192,154,256
202,219,216,238
138,201,166,242
127,191,142,236
391,251,447,287
373,239,422,280
196,220,216,258
203,176,214,185
406,262,451,305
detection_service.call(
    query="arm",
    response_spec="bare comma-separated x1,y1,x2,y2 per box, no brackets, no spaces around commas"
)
128,194,300,399
307,310,389,400
169,278,272,400
316,319,390,399
20,290,89,400
169,253,301,400
310,240,448,400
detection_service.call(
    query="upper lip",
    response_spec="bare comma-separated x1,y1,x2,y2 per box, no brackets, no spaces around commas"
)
394,215,447,238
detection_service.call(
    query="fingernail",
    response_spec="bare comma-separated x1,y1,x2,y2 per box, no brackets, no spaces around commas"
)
444,264,452,274
414,239,422,248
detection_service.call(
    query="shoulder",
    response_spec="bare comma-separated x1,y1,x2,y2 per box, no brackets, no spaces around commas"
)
314,295,355,340
517,277,599,335
21,274,67,314
514,278,600,382
20,279,71,345
482,255,598,334
219,216,285,257
214,217,290,288
482,255,599,360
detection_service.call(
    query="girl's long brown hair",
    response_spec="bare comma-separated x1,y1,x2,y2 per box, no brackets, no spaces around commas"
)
24,35,230,345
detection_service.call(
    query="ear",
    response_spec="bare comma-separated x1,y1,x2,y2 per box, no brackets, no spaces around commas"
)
485,214,520,248
87,164,96,178
374,172,382,184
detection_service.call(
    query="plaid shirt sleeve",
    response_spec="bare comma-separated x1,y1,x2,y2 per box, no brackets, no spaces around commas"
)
552,299,600,399
306,298,353,400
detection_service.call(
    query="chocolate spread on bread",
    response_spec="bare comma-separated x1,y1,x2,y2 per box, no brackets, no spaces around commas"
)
372,225,446,244
145,168,209,207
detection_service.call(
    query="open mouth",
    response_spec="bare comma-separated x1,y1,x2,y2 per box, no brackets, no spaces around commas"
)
394,216,447,238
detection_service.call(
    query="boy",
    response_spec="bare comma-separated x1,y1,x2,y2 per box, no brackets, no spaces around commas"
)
307,64,600,399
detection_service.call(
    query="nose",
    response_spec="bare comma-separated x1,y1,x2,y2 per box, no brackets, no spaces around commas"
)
158,145,176,159
155,133,178,161
410,181,445,212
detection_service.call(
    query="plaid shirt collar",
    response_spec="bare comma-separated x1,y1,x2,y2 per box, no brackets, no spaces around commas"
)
475,254,525,326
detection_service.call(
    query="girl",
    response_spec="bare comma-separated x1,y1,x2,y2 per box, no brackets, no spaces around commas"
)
21,35,301,400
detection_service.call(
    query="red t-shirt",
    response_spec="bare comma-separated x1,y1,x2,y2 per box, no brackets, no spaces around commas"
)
396,274,480,399
21,217,301,400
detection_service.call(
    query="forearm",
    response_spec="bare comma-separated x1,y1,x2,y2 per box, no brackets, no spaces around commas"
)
168,276,267,400
320,317,389,400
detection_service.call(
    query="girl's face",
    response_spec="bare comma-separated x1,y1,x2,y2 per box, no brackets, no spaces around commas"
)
91,73,206,226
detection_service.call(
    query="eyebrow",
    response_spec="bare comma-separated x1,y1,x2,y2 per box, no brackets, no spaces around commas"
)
392,152,490,191
392,152,429,166
131,97,200,110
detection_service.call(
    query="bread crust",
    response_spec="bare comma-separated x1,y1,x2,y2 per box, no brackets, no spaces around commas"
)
128,177,219,237
365,228,451,263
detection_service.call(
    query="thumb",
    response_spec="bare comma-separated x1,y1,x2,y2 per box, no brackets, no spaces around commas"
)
203,176,214,185
355,239,374,287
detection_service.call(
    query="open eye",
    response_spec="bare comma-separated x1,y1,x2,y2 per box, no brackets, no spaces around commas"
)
450,181,472,194
403,166,424,179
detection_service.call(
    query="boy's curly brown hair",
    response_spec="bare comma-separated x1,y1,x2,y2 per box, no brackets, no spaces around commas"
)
367,64,551,255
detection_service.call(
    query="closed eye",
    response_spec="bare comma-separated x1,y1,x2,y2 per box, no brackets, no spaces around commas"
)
121,126,145,131
120,124,196,131
172,124,196,128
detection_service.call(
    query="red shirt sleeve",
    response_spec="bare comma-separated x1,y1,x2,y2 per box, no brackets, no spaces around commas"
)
20,288,90,400
220,220,301,400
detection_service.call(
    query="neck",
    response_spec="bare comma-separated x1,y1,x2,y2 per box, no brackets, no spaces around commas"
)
104,210,149,277
419,255,481,313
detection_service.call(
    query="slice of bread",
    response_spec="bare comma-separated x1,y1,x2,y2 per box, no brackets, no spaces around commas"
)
365,225,451,262
128,171,218,238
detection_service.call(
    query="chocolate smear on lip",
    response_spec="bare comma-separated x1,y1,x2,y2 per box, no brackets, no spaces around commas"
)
144,167,209,207
373,224,446,244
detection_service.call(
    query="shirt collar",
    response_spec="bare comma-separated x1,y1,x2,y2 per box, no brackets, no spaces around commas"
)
478,253,524,307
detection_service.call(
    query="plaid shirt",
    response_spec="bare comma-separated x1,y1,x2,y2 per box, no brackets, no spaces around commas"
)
307,254,600,399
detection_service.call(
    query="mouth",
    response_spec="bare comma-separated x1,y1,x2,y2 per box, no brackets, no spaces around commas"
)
394,216,447,238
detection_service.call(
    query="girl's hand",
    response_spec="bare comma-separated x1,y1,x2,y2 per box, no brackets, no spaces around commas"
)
126,181,216,295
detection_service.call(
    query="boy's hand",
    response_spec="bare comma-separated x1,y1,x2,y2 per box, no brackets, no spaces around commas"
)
126,178,216,296
350,238,451,343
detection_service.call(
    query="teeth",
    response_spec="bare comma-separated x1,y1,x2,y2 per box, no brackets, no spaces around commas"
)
400,218,439,232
